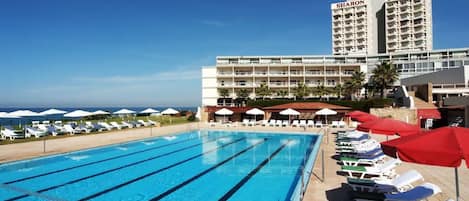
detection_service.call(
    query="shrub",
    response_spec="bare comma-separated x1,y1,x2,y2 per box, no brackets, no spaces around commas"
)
187,114,197,122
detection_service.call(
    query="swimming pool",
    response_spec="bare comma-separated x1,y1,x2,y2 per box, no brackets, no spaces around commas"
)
0,130,321,201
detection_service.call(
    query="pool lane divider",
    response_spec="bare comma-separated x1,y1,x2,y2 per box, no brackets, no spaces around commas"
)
4,136,231,201
77,137,256,201
148,138,269,201
218,139,291,201
4,136,203,185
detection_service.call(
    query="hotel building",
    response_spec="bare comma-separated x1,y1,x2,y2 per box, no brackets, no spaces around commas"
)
331,0,386,55
202,48,469,106
385,0,433,53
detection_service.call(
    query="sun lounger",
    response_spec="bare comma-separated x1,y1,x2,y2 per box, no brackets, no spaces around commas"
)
98,122,114,131
353,183,441,201
307,120,315,127
337,139,379,151
331,121,340,128
275,120,282,127
340,153,387,166
338,159,401,179
208,120,217,127
268,119,276,127
261,120,268,127
32,121,40,127
299,120,307,128
0,127,24,140
282,120,289,127
138,120,151,127
63,124,76,135
315,121,323,128
147,119,158,126
25,127,47,138
347,170,424,194
110,122,123,130
121,121,134,128
291,120,300,127
75,124,92,133
242,119,250,126
130,121,142,127
339,121,346,128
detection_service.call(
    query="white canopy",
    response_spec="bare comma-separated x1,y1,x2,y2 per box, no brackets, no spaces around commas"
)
279,108,300,116
113,109,136,115
315,108,337,115
246,108,265,115
161,108,179,115
140,108,159,114
9,110,43,117
64,110,93,118
92,110,110,115
215,108,234,115
40,109,68,116
0,112,20,118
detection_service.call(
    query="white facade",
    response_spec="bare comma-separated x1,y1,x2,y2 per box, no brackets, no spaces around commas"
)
385,0,433,53
202,48,469,106
331,0,386,55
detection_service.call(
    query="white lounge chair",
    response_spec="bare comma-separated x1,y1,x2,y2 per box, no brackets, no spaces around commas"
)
338,159,401,179
248,119,256,126
268,119,276,127
354,183,441,201
241,119,250,126
315,121,323,128
261,120,269,127
331,121,340,128
147,119,158,126
110,122,122,130
307,120,315,127
282,120,289,127
299,120,307,128
339,121,346,128
25,127,47,138
138,120,151,127
347,170,424,193
275,120,282,127
291,120,300,127
0,128,24,140
63,124,76,135
208,120,217,127
340,153,387,166
98,122,114,131
121,121,134,128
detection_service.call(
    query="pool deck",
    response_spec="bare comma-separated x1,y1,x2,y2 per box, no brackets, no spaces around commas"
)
0,123,467,201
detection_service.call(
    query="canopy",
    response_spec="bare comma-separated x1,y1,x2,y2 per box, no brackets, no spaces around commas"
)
357,118,420,136
346,110,378,123
140,108,159,114
9,110,43,117
161,108,179,115
0,112,20,118
215,108,234,115
345,110,369,117
315,108,337,115
92,110,110,115
279,108,300,116
113,109,136,115
381,127,469,201
40,109,67,116
64,110,93,118
246,108,265,115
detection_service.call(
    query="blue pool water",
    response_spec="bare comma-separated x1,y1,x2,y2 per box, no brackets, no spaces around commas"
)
0,130,321,201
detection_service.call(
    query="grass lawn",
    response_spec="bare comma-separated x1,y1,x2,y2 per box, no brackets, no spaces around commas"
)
0,116,194,145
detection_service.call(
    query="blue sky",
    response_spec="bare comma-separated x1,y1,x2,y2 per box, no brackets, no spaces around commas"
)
1,0,468,107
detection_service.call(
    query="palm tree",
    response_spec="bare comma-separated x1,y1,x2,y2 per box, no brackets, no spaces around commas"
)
256,83,271,100
235,89,250,101
276,90,289,98
371,62,399,98
313,85,330,101
218,88,230,106
343,71,365,100
293,82,310,100
334,84,344,99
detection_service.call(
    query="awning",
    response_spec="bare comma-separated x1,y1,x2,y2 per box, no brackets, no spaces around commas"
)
417,109,441,119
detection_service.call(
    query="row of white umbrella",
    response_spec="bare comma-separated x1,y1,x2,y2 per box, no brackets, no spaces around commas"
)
214,107,337,123
0,108,180,119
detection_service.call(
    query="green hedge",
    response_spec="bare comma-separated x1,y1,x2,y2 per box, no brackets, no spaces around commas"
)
246,98,393,112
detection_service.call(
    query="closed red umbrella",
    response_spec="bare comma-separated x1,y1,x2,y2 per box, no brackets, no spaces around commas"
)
357,118,420,137
346,111,378,123
381,127,469,201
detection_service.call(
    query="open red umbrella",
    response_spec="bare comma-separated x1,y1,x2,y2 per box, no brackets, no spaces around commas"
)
357,118,420,137
381,127,469,201
346,111,378,123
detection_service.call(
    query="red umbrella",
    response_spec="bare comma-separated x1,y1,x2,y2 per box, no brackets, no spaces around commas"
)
346,111,378,123
381,127,469,201
357,118,420,137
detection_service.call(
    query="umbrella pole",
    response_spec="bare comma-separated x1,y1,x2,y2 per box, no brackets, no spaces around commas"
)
455,167,460,201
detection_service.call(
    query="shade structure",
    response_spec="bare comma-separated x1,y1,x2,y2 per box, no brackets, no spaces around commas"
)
113,109,136,115
161,108,179,115
39,109,67,116
315,108,337,125
92,110,110,115
64,110,93,118
279,108,300,116
215,108,233,115
357,118,420,137
0,112,20,118
346,111,379,123
246,108,265,115
381,127,469,201
345,110,369,117
9,110,42,117
140,108,159,114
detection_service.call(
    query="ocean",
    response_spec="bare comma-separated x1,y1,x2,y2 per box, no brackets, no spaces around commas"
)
0,106,197,126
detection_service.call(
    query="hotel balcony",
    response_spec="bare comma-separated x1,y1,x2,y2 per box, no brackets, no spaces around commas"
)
269,71,288,76
269,82,288,87
333,10,343,16
305,71,324,76
254,71,268,76
217,72,233,77
234,72,253,77
356,6,366,13
289,71,304,76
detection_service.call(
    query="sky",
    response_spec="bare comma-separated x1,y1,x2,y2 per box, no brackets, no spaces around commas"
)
1,0,469,107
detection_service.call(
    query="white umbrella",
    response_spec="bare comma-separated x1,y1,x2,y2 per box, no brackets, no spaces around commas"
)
315,108,337,125
280,108,300,122
39,109,67,116
64,110,93,118
215,108,233,123
246,108,264,121
161,108,179,115
92,110,110,115
140,108,159,114
9,110,43,117
113,109,136,115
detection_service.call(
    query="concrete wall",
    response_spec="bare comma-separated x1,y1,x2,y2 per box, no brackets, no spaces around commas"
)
443,96,469,106
202,67,218,106
370,107,418,124
401,66,468,86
